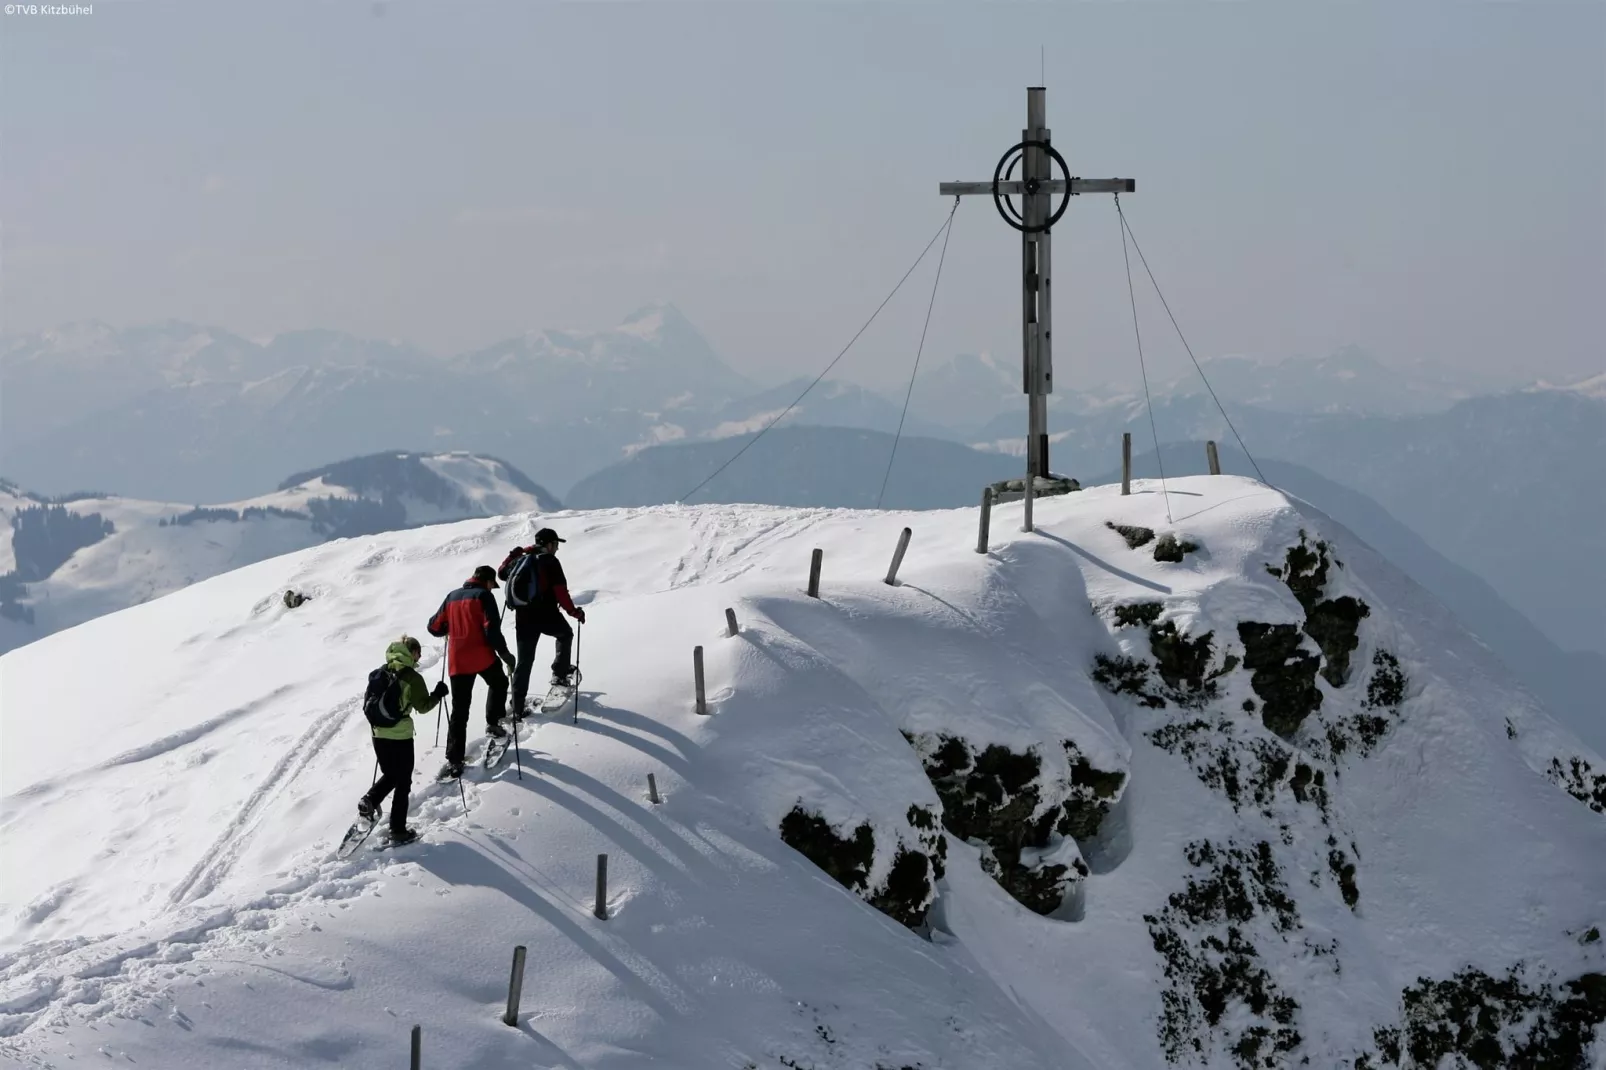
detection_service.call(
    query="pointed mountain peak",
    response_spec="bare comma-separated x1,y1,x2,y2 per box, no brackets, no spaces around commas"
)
617,301,693,339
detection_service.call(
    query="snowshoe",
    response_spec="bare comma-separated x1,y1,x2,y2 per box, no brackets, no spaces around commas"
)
539,680,577,715
336,813,379,859
437,760,464,782
357,797,379,822
482,731,512,770
486,721,508,739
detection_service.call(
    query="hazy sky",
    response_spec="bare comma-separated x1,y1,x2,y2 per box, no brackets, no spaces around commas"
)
4,2,1601,393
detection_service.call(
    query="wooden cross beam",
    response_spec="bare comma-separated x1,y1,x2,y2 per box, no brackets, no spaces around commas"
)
939,87,1135,531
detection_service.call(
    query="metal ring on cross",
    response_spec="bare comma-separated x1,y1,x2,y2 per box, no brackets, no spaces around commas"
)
991,139,1073,233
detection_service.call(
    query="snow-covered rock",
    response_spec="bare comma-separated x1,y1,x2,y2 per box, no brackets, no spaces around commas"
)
0,477,1601,1068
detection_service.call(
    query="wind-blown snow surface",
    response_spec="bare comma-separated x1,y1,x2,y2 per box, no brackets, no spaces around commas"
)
2,479,1603,1068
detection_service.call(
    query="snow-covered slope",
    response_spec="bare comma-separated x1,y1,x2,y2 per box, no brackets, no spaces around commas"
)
0,453,559,656
2,479,1603,1068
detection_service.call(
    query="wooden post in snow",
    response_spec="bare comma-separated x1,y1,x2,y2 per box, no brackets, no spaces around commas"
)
502,946,527,1027
976,487,993,554
647,773,661,805
693,646,707,715
884,527,912,585
1206,440,1221,476
724,607,739,637
410,1025,422,1069
594,854,609,920
1121,433,1132,495
807,548,823,598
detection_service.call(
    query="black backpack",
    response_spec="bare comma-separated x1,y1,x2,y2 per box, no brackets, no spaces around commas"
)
362,666,406,728
505,551,541,610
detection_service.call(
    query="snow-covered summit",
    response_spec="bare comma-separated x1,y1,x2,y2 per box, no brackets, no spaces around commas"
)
1,479,1602,1068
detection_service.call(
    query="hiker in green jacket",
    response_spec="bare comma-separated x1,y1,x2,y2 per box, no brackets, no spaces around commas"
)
357,636,448,845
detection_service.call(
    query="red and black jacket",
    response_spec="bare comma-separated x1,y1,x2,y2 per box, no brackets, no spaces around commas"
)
426,578,512,676
497,547,578,616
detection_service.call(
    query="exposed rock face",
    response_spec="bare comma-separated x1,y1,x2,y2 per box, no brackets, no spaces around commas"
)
904,733,1125,916
1549,755,1606,816
1107,521,1156,550
777,804,938,931
1266,532,1371,687
1237,622,1323,739
1145,839,1305,1070
1360,966,1606,1069
1153,533,1201,563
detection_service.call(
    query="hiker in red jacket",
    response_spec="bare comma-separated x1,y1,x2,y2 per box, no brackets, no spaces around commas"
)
426,565,516,779
497,527,585,717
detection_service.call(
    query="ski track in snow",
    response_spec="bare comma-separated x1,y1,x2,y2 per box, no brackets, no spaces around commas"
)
0,736,518,1041
165,699,355,907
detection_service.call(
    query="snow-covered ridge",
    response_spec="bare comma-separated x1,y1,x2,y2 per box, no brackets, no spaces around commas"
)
0,452,559,656
1,478,1601,1068
1526,371,1606,400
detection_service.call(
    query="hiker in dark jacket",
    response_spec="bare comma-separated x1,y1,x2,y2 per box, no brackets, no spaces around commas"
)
427,565,516,779
497,527,586,716
358,635,448,845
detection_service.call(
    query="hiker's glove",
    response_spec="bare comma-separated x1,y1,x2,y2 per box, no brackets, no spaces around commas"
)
431,681,449,701
572,608,586,624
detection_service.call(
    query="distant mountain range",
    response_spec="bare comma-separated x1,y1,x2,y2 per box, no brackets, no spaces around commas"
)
567,425,1020,510
0,452,559,655
4,306,1600,657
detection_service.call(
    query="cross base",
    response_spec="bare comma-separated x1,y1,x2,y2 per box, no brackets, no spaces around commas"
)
986,474,1082,505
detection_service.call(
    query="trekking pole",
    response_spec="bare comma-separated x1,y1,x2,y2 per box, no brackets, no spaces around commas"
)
434,648,446,748
511,709,524,781
457,773,468,816
572,622,583,725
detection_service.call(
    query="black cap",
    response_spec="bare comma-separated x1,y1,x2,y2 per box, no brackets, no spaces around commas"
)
472,564,500,588
535,528,565,545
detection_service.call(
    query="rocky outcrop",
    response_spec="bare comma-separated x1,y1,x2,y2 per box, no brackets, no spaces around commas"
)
905,733,1125,916
1357,964,1606,1069
1145,839,1305,1069
777,804,938,931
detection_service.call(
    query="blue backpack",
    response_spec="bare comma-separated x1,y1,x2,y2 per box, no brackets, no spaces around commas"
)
362,666,406,728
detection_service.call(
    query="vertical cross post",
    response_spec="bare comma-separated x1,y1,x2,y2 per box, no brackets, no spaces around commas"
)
594,854,609,919
410,1025,422,1069
1023,86,1052,530
1122,432,1132,495
938,87,1134,524
1206,440,1221,476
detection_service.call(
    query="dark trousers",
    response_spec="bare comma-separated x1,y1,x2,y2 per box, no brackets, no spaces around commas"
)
362,736,415,834
446,662,508,765
511,609,574,712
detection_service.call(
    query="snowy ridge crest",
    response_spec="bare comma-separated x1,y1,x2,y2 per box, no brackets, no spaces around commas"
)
0,479,1602,1068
